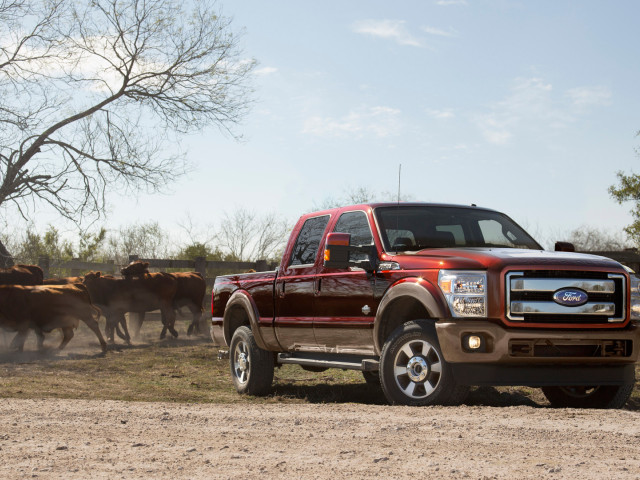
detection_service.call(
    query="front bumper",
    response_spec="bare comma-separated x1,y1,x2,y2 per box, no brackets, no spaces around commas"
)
435,320,640,365
435,320,639,387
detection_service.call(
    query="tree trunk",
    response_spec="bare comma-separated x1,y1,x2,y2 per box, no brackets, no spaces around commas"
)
0,239,14,268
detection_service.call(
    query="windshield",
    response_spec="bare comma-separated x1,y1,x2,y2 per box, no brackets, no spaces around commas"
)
374,206,542,252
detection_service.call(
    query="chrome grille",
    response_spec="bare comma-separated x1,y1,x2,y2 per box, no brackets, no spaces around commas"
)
506,271,626,323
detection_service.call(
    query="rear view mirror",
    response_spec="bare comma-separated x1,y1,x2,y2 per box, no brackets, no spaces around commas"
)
323,232,378,272
323,233,352,269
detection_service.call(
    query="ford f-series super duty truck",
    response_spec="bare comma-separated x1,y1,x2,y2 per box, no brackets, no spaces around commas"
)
211,203,640,408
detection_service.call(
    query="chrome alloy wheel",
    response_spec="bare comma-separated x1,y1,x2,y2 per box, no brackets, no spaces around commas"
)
393,339,442,399
232,340,250,385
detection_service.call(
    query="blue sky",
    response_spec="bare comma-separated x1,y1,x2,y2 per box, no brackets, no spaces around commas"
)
41,1,640,247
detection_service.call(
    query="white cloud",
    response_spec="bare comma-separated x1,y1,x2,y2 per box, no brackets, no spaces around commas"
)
302,106,402,138
435,0,468,5
421,26,458,37
473,78,612,146
427,108,455,119
254,66,278,76
474,78,571,145
566,86,612,108
352,19,423,47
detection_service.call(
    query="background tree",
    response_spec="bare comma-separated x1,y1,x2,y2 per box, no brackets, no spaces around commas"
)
12,225,74,264
77,228,107,261
104,222,172,264
0,0,254,265
313,185,414,211
609,131,640,246
566,225,629,251
217,208,289,262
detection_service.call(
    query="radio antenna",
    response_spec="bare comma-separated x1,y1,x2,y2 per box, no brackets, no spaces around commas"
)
397,163,402,204
394,164,401,253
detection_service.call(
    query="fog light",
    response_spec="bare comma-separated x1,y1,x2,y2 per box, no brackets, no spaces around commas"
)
467,335,482,349
462,333,486,353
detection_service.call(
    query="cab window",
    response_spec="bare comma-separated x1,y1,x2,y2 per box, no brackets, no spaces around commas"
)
289,215,330,266
333,211,374,261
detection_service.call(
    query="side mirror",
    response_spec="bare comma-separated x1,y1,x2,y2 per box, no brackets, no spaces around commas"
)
555,241,576,252
323,233,352,269
323,232,378,271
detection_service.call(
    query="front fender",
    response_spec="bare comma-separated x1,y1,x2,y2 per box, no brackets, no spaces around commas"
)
373,277,449,354
223,289,267,350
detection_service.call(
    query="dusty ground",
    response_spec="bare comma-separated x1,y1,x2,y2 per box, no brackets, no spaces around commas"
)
0,399,639,479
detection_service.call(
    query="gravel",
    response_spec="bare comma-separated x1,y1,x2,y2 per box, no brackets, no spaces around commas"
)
0,399,639,479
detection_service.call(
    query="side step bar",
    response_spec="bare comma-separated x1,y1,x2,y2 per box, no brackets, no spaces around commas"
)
277,353,379,372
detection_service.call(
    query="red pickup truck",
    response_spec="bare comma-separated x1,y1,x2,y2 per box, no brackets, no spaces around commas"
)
211,203,640,408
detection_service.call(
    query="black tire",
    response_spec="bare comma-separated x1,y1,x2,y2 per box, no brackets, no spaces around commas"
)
229,326,274,396
379,321,468,406
362,370,381,385
542,381,634,409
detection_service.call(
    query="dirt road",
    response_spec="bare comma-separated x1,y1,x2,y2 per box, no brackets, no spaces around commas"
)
0,399,638,479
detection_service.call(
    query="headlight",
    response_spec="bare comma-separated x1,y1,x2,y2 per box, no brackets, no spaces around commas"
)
438,270,487,318
630,274,640,321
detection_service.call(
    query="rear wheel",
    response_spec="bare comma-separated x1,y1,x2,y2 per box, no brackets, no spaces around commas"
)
542,381,634,409
380,321,468,406
229,326,274,396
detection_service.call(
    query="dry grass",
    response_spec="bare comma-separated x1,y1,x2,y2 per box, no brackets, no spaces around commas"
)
0,318,638,409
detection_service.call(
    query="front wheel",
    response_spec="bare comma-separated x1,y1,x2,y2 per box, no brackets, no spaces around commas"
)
380,321,468,406
542,381,634,409
362,370,380,386
229,326,274,396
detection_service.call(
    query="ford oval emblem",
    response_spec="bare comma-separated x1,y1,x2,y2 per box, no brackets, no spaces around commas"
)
553,288,588,307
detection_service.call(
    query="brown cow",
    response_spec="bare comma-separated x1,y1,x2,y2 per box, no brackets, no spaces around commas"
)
0,284,107,352
43,275,130,340
121,261,206,337
120,261,149,277
173,271,206,336
0,264,44,285
83,271,178,343
43,276,83,285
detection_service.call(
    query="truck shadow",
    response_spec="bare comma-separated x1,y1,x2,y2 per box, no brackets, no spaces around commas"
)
464,386,544,407
272,382,388,405
272,382,640,410
272,382,547,407
273,381,584,410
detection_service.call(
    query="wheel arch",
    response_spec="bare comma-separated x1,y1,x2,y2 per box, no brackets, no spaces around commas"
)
223,289,268,349
373,278,449,355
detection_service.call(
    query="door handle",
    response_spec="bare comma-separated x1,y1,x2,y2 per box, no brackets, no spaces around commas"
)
314,278,322,295
278,282,286,298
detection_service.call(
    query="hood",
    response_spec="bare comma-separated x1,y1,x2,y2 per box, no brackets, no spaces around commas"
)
389,247,624,271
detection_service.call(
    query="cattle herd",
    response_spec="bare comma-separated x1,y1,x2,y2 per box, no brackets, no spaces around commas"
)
0,261,207,353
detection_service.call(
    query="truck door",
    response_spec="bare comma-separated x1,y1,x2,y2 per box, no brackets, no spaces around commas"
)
314,210,377,355
274,214,330,351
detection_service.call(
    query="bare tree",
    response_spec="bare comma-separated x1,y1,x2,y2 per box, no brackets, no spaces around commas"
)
104,222,172,264
0,0,254,262
217,208,289,261
312,185,414,211
566,225,630,252
177,212,216,248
